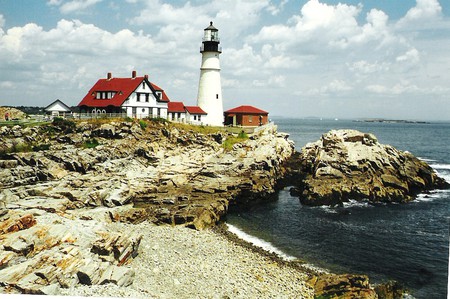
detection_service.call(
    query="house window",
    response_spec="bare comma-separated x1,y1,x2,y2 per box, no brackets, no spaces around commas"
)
198,115,201,121
216,94,218,99
156,92,162,99
157,108,161,117
142,82,145,89
145,94,149,102
249,115,253,123
96,92,101,99
177,113,181,118
142,108,145,113
137,93,141,102
194,115,197,121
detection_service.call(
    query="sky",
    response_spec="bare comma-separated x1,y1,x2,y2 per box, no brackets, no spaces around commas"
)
0,0,449,121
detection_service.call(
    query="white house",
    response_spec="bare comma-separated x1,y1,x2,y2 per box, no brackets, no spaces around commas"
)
78,71,169,119
45,99,72,118
168,102,207,125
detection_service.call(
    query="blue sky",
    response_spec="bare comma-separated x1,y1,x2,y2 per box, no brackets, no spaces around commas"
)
0,0,449,120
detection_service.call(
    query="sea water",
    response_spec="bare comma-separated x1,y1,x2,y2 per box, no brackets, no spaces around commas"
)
226,118,450,299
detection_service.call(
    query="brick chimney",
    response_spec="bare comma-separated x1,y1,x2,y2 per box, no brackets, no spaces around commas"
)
107,72,112,80
144,74,148,80
132,70,137,79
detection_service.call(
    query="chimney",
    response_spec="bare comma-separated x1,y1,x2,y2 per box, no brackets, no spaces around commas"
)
144,74,148,80
132,70,137,79
107,72,112,80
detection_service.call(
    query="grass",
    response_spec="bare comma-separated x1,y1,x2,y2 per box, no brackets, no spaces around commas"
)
222,130,249,151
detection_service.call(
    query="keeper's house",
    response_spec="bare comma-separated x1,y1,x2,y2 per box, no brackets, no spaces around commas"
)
224,105,269,127
78,71,169,119
168,102,207,125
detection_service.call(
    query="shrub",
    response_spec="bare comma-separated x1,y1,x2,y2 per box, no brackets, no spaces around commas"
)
32,144,51,152
52,117,76,133
83,138,99,148
139,120,148,130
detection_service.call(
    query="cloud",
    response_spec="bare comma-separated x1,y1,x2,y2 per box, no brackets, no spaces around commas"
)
0,18,186,105
129,0,270,41
0,14,5,29
397,0,442,26
48,0,103,14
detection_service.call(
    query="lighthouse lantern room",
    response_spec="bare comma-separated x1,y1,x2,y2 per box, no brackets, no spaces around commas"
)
196,22,224,127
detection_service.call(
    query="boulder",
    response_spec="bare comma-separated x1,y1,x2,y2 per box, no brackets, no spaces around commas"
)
312,274,377,299
292,130,449,206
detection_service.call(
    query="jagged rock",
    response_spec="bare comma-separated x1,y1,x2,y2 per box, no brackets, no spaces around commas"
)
374,280,408,299
92,124,116,138
0,213,36,234
292,129,449,206
312,274,377,299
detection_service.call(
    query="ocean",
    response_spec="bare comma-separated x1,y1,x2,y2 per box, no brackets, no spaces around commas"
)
226,118,450,299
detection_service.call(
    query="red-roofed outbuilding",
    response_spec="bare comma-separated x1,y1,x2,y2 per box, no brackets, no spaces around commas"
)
78,71,170,119
224,105,269,127
167,102,207,124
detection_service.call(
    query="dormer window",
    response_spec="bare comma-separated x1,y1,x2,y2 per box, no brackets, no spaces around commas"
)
96,91,116,99
156,91,162,99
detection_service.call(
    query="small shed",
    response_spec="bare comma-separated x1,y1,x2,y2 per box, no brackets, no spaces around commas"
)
45,99,72,118
224,105,269,127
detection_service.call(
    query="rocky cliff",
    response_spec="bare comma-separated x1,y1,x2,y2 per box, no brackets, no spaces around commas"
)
289,129,449,206
0,119,295,294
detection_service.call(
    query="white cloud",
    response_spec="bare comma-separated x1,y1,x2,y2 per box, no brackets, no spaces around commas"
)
48,0,103,14
397,0,442,26
266,0,288,16
0,14,5,29
396,48,420,64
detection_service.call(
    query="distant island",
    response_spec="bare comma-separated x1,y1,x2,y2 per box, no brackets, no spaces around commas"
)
355,119,429,124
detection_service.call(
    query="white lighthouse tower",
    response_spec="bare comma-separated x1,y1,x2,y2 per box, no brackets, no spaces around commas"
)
196,22,224,127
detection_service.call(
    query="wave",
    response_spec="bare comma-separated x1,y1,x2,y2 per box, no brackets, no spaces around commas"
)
430,163,450,170
415,189,450,202
418,157,437,163
226,223,297,261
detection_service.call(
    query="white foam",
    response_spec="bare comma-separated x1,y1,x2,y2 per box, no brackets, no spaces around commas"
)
343,199,372,208
430,164,450,170
226,223,297,261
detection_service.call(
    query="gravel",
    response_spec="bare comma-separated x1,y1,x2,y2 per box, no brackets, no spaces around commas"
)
60,222,314,298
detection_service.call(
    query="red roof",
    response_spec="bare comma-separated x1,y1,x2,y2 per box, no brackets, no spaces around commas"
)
78,76,170,108
168,102,186,113
224,105,268,114
185,106,207,115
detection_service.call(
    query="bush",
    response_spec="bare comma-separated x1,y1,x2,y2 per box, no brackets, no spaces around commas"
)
52,117,76,133
237,130,248,139
32,144,51,152
139,120,148,130
83,138,99,149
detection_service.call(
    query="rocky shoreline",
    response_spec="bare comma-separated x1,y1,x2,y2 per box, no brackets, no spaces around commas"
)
1,117,446,298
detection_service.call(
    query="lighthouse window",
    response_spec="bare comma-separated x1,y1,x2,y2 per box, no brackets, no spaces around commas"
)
216,94,219,99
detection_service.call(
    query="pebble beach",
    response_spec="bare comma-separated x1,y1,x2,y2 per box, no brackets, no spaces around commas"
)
59,222,314,298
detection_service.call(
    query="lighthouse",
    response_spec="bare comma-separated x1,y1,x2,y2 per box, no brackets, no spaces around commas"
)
196,22,224,126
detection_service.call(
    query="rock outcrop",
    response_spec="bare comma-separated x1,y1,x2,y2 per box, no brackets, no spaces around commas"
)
310,274,377,299
0,119,294,294
289,129,449,206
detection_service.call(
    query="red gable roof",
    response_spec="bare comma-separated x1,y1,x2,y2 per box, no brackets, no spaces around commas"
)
78,76,170,108
168,102,185,113
185,106,207,115
224,105,268,114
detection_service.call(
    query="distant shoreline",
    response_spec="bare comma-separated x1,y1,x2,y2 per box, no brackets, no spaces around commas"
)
354,119,429,124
